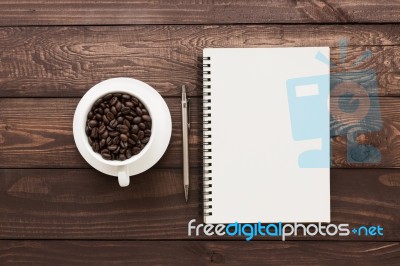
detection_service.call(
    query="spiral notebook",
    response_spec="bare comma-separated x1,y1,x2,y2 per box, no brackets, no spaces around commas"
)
202,47,330,224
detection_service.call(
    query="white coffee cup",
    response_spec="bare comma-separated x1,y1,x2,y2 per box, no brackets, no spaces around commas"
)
73,77,172,187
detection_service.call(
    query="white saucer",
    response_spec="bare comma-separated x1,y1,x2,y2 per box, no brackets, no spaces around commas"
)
73,77,172,179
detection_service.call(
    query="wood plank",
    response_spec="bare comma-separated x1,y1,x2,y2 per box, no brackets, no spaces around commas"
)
0,241,399,265
0,168,398,240
1,97,400,168
0,25,400,97
0,98,202,168
0,0,399,26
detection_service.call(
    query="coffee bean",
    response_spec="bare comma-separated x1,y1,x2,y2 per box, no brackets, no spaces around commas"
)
109,131,119,137
100,139,106,148
102,153,112,160
139,122,146,130
87,92,152,161
109,119,118,128
98,124,106,135
94,97,103,107
125,101,134,108
120,134,128,142
101,130,109,139
125,115,134,121
102,115,109,125
111,106,117,115
121,107,130,115
123,119,131,128
106,112,114,121
113,145,120,154
132,147,141,155
115,101,122,112
92,142,100,152
120,141,128,149
88,120,98,128
104,93,113,100
142,115,151,122
131,97,139,105
131,124,139,134
108,144,118,151
91,127,98,138
135,107,143,116
110,96,118,106
138,130,144,140
119,125,129,133
112,136,120,145
131,134,139,141
96,108,104,115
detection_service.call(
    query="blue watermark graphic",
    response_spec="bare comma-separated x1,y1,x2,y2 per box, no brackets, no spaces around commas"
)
287,75,330,168
287,38,382,165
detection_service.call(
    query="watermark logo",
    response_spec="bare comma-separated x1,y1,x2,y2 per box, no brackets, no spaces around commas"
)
286,39,381,165
188,219,384,241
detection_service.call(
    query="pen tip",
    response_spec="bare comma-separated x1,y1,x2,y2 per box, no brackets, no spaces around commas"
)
184,185,189,202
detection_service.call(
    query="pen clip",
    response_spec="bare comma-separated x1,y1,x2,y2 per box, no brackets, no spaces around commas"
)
187,98,191,131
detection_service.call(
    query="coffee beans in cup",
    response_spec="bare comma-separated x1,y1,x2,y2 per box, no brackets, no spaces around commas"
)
85,93,152,161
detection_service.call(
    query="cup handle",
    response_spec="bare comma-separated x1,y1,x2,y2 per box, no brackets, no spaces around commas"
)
118,165,130,187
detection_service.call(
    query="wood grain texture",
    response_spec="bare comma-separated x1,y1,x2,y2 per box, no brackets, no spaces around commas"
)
0,25,400,97
0,0,400,26
0,241,399,265
0,168,398,240
1,97,400,168
0,0,398,262
0,98,202,168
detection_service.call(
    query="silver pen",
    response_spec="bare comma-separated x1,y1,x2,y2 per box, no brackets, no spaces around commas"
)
181,85,190,202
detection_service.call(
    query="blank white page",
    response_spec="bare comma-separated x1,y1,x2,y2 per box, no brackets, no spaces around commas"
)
203,47,330,224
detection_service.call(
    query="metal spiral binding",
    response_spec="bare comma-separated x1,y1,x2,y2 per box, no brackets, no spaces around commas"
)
203,56,213,217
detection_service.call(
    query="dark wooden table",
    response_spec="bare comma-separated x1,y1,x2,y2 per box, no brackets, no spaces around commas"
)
0,1,399,265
